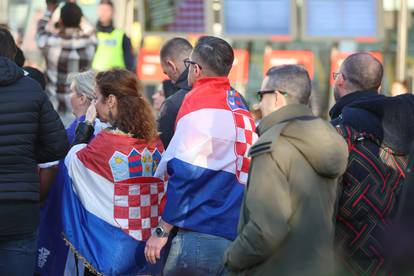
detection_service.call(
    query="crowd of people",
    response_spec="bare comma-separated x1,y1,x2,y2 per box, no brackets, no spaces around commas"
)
1,1,414,276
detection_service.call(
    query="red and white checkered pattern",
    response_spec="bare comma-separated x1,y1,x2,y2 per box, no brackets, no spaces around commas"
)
114,181,165,241
233,112,258,184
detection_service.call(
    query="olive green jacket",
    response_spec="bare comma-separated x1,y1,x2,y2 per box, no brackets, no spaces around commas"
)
224,104,348,276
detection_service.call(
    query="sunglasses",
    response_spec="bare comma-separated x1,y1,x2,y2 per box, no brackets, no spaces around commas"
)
256,89,288,101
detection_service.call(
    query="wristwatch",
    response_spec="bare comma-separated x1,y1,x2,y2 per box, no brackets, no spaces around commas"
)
154,226,169,238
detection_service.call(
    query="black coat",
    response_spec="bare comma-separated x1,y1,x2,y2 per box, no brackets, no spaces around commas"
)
157,68,191,148
0,57,68,202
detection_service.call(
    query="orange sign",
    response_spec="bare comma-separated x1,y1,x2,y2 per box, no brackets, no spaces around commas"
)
136,49,164,82
330,51,383,86
229,49,250,85
263,50,315,79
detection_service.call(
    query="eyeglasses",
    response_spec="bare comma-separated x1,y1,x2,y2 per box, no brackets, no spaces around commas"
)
332,72,344,81
256,89,288,101
183,58,202,69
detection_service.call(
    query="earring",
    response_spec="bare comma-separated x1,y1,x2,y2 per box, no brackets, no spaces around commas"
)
108,110,114,122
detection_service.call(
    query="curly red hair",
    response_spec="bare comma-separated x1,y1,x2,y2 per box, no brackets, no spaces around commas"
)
96,69,157,142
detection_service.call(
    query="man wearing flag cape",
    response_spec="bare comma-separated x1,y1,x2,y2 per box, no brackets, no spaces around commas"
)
145,36,258,276
62,69,166,276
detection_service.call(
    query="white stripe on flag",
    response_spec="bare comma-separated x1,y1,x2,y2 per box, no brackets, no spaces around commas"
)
156,108,237,177
66,147,117,227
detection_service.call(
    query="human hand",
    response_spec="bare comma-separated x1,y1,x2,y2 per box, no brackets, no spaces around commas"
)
85,101,97,124
144,236,168,264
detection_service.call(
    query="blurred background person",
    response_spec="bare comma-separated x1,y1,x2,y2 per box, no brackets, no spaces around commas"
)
152,79,175,113
391,80,409,96
92,0,134,72
37,1,96,124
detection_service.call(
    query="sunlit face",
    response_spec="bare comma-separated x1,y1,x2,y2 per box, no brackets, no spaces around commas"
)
259,77,277,117
70,84,90,118
152,85,165,112
333,65,346,102
98,3,113,25
186,53,202,87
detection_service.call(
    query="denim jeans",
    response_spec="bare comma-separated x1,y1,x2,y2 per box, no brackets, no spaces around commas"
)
163,230,231,276
0,231,37,276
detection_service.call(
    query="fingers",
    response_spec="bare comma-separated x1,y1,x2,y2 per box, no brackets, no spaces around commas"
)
144,245,160,264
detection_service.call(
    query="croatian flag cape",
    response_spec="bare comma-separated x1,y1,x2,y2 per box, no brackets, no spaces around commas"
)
155,77,257,240
62,130,165,275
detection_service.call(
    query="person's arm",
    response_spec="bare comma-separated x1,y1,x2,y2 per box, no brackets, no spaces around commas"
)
224,153,292,271
39,163,59,203
36,3,57,49
36,93,69,163
122,34,135,71
145,219,174,264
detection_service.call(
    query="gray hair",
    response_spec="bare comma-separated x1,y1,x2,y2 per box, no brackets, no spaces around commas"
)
265,65,311,105
69,70,96,100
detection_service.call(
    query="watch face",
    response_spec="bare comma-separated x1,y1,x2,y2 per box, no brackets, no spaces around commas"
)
155,227,163,236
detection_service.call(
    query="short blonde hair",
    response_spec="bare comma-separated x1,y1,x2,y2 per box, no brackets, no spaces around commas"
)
69,70,96,100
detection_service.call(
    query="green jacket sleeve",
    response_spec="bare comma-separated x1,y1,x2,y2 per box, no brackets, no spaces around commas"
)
224,152,291,271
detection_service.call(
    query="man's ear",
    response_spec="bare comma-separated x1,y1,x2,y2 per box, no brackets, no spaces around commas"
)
194,64,202,77
167,60,177,73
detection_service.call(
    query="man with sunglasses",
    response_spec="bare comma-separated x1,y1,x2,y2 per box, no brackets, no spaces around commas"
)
224,65,348,275
330,52,414,275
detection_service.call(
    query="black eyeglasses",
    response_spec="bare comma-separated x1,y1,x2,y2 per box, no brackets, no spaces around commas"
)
256,89,288,101
183,58,202,69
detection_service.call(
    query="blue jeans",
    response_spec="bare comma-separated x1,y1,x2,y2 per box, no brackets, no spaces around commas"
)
0,231,37,276
163,230,231,276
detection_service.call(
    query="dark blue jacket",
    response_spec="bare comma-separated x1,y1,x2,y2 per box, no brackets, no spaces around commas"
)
330,90,414,154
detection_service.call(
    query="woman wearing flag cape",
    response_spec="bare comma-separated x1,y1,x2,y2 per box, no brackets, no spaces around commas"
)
62,69,166,276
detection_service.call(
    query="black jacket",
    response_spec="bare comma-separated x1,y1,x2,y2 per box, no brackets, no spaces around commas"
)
157,68,191,148
0,57,68,202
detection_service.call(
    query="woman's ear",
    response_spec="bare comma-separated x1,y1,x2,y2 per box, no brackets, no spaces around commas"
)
107,94,117,108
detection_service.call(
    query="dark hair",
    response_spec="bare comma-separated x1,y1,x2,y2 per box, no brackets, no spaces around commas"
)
265,64,311,105
342,52,383,91
0,26,17,60
192,36,234,76
14,47,25,67
160,37,193,62
60,3,83,28
24,67,46,90
162,79,176,98
100,0,114,7
96,69,157,141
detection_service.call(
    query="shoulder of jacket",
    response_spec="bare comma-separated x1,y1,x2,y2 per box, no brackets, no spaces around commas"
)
249,123,288,158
